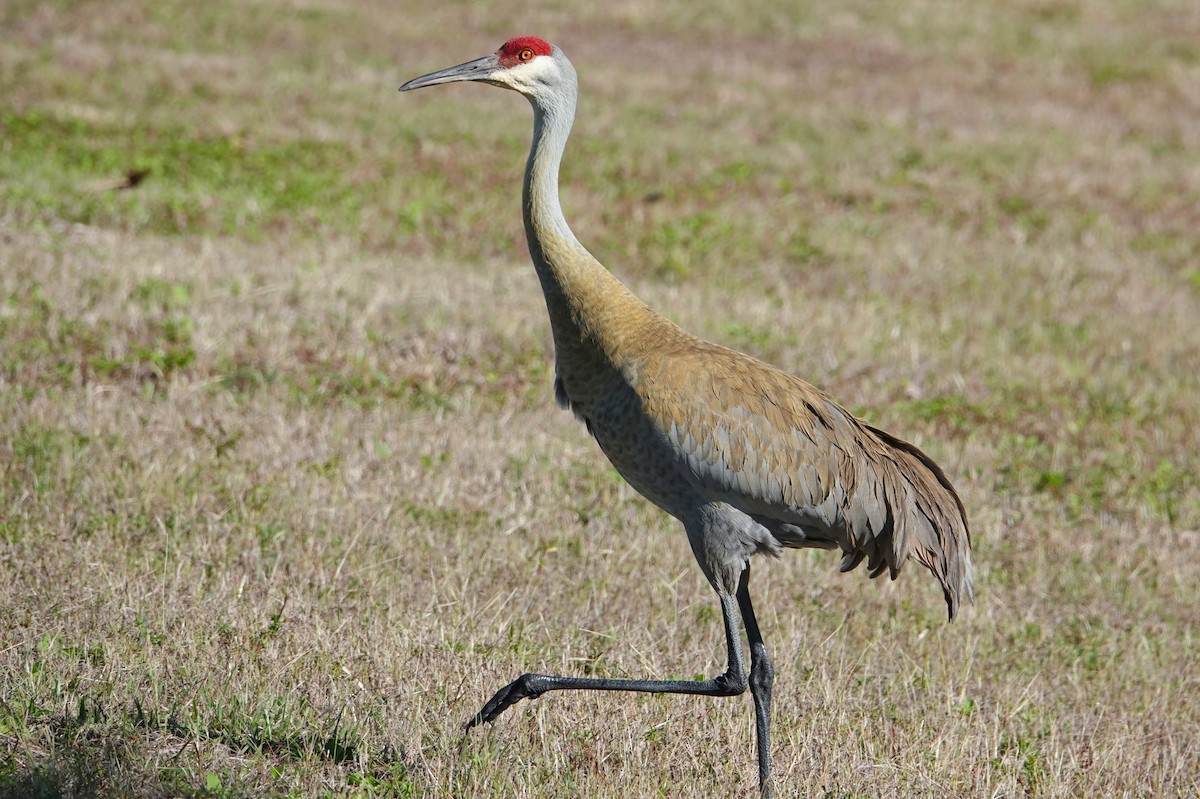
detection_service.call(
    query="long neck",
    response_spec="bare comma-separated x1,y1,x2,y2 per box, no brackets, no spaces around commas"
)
522,84,655,376
523,94,579,274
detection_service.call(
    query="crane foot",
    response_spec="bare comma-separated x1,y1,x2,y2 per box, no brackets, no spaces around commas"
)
465,672,547,730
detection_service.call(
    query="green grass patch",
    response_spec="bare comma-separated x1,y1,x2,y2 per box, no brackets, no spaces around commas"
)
0,110,366,239
1,277,197,388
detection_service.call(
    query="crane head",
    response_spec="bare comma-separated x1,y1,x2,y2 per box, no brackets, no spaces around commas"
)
399,36,566,98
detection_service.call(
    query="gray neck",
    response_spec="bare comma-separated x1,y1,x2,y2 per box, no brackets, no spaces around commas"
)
518,60,652,386
521,66,595,347
523,82,584,273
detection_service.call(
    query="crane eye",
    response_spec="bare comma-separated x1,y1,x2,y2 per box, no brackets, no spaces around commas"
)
518,48,534,62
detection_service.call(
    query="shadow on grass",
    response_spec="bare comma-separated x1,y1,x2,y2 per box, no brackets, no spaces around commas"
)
0,750,198,799
0,695,386,799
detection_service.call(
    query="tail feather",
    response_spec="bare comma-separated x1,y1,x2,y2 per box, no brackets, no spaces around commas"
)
851,423,974,620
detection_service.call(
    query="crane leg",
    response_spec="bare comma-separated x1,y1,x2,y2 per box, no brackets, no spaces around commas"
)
737,565,774,798
465,564,775,796
465,590,749,730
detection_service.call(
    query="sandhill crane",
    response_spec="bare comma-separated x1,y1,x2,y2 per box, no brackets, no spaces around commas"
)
400,36,973,798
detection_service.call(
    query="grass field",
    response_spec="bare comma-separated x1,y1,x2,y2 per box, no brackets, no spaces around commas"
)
2,1,1198,796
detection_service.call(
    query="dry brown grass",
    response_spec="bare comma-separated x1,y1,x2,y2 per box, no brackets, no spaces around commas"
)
2,1,1199,797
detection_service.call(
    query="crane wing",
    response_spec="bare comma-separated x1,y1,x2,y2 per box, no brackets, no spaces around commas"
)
635,341,973,618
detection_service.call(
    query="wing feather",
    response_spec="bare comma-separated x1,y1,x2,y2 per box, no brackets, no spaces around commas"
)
637,342,973,619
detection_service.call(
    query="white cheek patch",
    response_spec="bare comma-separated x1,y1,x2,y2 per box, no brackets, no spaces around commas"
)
508,56,559,88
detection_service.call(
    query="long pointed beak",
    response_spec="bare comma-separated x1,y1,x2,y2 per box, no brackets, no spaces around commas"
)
399,54,502,92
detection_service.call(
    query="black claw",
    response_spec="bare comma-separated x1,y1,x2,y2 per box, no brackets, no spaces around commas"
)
464,674,543,732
